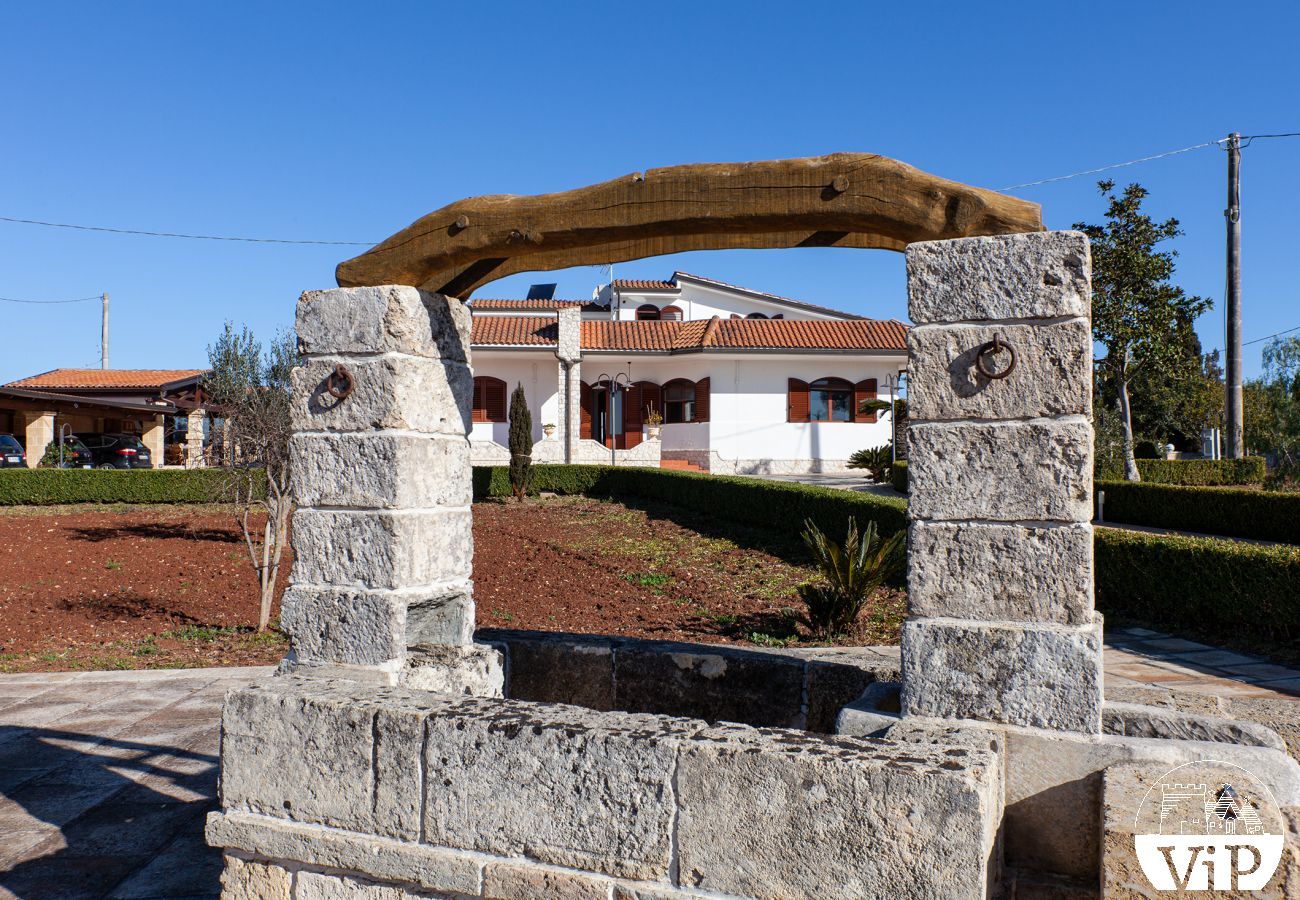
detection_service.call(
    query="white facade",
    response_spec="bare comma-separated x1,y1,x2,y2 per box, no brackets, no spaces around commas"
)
468,274,907,473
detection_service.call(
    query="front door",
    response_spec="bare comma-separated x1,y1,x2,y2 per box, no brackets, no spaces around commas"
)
590,384,632,449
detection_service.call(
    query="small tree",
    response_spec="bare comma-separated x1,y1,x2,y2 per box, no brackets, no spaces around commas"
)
206,322,300,631
508,382,532,501
1075,181,1211,481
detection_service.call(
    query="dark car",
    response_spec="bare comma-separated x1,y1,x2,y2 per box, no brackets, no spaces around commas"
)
51,434,95,468
75,432,154,469
0,434,26,468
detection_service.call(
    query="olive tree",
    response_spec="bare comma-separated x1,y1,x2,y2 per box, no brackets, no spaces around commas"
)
206,322,300,631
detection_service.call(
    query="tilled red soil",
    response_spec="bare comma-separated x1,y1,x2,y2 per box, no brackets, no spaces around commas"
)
0,498,905,672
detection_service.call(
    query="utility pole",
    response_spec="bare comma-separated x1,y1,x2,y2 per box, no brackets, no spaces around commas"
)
101,292,110,369
1224,133,1243,458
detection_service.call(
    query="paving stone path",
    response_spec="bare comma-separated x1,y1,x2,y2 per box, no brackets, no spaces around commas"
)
0,633,1295,899
0,667,268,900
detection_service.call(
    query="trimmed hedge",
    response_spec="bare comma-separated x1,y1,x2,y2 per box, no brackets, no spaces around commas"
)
1134,457,1266,485
0,468,258,505
1097,480,1300,545
890,460,908,495
1095,528,1299,640
474,465,908,540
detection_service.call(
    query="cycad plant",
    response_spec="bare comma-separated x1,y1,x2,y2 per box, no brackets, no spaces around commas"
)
796,517,905,639
846,444,893,482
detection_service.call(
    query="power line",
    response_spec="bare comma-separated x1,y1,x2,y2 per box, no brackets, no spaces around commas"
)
0,215,373,246
1244,324,1300,347
999,141,1222,191
0,293,101,304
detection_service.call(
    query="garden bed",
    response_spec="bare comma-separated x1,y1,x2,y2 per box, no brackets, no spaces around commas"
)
0,497,904,672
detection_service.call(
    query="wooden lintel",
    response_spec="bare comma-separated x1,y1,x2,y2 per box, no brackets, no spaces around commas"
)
336,153,1043,298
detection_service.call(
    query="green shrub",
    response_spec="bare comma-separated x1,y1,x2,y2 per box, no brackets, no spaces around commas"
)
0,468,261,505
1135,457,1266,485
1097,480,1300,544
1134,440,1160,459
890,460,908,494
472,465,908,540
1095,528,1300,640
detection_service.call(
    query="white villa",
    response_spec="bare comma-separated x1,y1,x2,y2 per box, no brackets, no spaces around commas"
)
468,271,907,474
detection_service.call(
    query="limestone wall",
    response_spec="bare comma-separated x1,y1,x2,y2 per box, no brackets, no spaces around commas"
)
209,677,1002,900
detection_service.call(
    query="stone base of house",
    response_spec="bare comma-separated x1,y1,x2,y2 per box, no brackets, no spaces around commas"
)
470,437,661,468
661,449,854,476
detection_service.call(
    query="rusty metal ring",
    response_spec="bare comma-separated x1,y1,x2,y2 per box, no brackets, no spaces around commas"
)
975,335,1016,380
326,364,354,400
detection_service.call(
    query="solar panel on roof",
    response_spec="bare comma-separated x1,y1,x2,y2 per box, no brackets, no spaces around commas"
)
526,283,558,300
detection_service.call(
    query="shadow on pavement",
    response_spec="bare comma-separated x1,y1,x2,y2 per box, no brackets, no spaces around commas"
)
0,725,222,900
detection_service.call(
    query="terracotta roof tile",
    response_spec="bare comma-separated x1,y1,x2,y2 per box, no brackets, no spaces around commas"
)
470,298,605,311
610,279,677,290
470,317,558,346
470,316,905,352
5,368,207,390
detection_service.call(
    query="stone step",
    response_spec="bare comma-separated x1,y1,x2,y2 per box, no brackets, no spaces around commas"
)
660,459,704,472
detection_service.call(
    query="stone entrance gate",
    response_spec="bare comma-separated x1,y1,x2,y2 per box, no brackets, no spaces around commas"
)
205,157,1299,898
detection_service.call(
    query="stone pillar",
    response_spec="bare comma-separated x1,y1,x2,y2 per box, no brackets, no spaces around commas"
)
141,413,165,468
18,411,54,468
900,231,1102,734
184,408,206,467
554,306,582,463
280,285,500,693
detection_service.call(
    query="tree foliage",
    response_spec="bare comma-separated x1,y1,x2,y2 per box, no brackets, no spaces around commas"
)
1245,336,1300,482
1075,181,1211,480
508,382,532,501
206,322,301,630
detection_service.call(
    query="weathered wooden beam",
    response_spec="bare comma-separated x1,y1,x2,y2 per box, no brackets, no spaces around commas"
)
336,153,1043,298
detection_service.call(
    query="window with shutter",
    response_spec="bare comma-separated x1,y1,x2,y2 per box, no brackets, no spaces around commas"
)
809,377,853,422
662,379,695,424
580,382,593,439
659,305,683,321
694,377,710,422
854,378,879,422
638,381,663,427
472,376,509,423
625,382,645,447
787,378,810,422
636,304,661,321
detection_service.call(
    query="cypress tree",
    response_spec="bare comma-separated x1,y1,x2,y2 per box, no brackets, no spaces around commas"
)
508,382,532,501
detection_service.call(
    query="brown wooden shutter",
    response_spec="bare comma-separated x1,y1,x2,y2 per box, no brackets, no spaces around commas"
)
471,377,487,423
579,381,593,440
693,377,710,423
484,378,507,422
624,383,644,448
640,381,662,426
788,378,810,422
854,378,878,422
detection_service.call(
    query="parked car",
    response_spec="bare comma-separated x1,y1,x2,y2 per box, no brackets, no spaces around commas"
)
74,432,154,469
0,433,26,468
48,434,95,468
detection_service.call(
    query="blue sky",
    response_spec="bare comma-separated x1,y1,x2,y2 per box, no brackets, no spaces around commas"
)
2,2,1297,384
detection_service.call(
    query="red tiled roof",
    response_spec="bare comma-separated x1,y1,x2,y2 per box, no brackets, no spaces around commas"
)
470,317,558,346
5,368,207,390
470,298,605,311
470,316,906,352
610,279,677,290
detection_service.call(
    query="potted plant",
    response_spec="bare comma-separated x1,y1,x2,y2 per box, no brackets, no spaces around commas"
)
542,423,556,439
645,407,663,440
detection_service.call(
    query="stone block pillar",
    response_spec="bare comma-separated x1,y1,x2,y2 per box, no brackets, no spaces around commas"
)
18,411,54,468
280,285,500,692
900,231,1102,734
554,306,582,463
184,408,206,467
141,413,165,468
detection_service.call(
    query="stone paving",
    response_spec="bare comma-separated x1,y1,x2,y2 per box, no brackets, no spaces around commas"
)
0,667,269,900
0,632,1296,899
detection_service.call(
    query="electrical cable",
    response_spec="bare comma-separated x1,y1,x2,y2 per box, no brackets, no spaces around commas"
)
0,215,373,246
0,294,101,304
